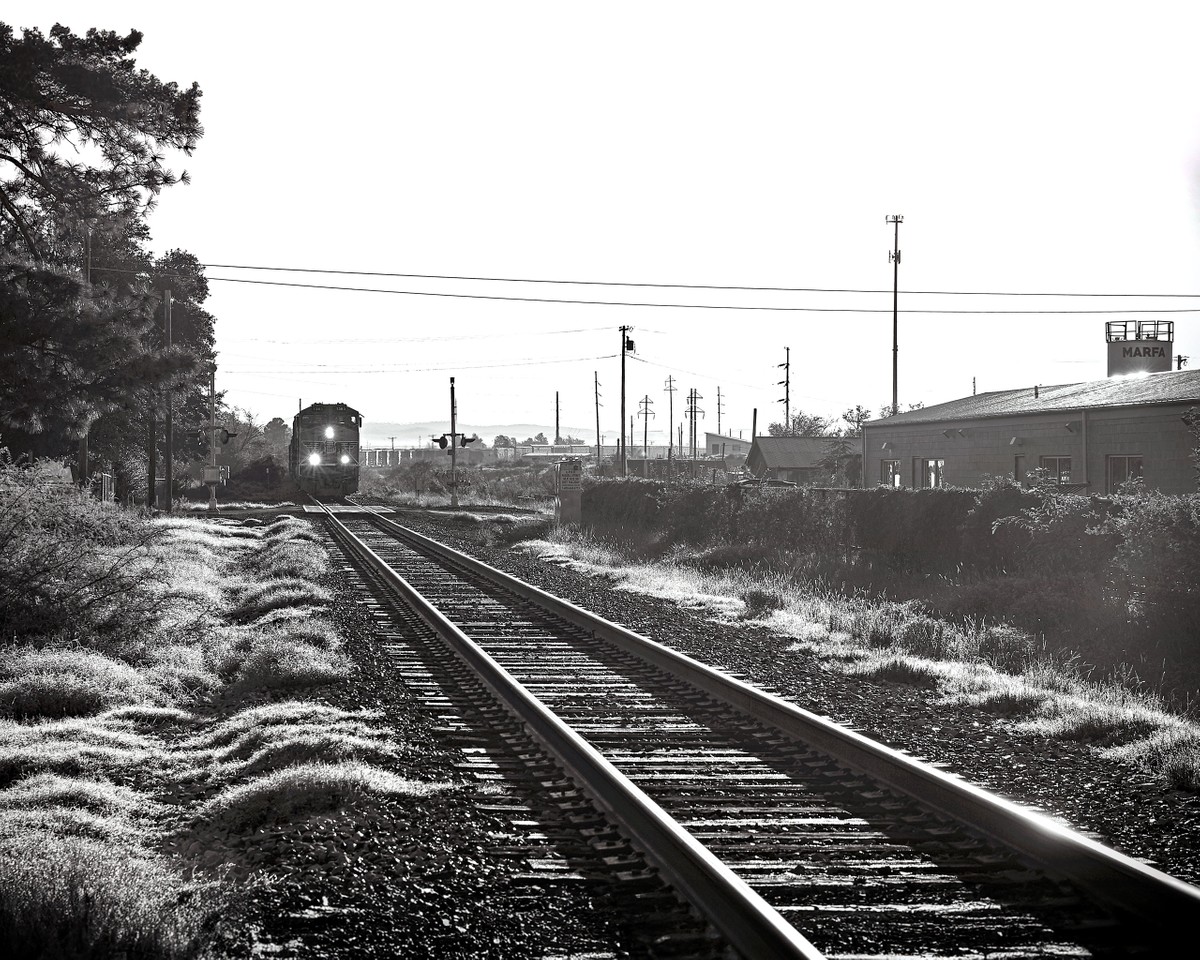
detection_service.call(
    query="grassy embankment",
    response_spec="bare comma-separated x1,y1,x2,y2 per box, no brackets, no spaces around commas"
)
506,478,1200,792
0,458,450,958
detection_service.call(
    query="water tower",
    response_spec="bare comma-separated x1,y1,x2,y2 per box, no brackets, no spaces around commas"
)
1106,320,1173,376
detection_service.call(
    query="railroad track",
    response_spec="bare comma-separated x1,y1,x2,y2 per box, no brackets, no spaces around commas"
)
313,500,1200,958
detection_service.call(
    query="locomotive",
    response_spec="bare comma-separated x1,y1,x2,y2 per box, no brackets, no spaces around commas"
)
288,402,363,497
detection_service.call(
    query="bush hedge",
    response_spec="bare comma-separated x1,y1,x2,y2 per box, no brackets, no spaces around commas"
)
581,477,1200,696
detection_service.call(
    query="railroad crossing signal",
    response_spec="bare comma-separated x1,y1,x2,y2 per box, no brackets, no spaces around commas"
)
438,432,478,450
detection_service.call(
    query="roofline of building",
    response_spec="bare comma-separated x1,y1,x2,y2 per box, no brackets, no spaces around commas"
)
864,394,1200,428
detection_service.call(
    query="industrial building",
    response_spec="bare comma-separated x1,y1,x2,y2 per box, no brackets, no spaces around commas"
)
861,368,1200,494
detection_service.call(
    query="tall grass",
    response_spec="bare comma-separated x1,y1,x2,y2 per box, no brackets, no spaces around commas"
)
196,762,450,833
0,463,431,956
0,833,222,960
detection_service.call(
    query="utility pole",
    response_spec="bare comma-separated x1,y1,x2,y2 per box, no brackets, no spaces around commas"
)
79,230,91,496
887,214,903,415
685,389,704,468
147,403,156,509
555,390,561,444
207,366,219,512
619,326,633,477
163,289,173,512
777,347,790,434
638,394,654,464
716,386,725,436
663,375,677,470
449,377,458,508
594,372,602,463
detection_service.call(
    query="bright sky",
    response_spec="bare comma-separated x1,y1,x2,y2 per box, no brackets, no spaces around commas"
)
11,3,1200,445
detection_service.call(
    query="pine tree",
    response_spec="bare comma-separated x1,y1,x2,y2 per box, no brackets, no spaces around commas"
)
0,22,202,258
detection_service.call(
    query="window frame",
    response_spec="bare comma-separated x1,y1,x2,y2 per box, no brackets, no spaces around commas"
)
914,457,945,489
880,459,901,487
1039,455,1072,486
1106,454,1143,493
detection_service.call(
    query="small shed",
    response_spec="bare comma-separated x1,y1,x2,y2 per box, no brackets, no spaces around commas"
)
744,436,831,483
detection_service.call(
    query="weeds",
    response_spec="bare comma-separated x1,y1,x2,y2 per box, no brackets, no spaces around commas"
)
196,762,451,833
0,465,392,956
0,833,223,960
0,648,159,720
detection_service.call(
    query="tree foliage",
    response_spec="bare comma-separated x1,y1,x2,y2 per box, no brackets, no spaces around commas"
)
767,410,833,437
0,22,202,258
0,21,213,503
0,257,192,440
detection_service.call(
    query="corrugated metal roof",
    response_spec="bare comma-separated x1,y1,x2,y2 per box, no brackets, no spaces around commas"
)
748,436,831,469
867,369,1200,426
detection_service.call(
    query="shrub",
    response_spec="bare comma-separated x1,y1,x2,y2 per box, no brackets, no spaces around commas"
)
741,588,784,618
846,654,942,688
582,478,665,540
0,458,166,642
975,623,1036,673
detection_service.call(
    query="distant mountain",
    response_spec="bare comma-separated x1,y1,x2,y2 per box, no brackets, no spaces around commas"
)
360,422,596,448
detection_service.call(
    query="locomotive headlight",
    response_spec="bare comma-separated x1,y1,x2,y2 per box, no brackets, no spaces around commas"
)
340,454,350,464
324,426,335,439
308,453,321,466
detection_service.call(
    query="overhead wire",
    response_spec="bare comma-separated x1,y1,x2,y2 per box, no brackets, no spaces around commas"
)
94,264,1200,313
200,261,1200,299
191,275,1200,314
223,353,620,375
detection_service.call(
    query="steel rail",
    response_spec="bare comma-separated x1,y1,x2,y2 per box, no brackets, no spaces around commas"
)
316,503,825,960
363,508,1200,934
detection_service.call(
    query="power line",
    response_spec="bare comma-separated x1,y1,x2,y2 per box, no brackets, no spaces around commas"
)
92,264,1200,313
225,353,618,375
223,325,612,345
189,275,1200,314
198,261,1200,299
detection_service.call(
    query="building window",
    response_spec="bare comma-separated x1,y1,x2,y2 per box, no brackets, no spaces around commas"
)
915,458,944,489
1107,455,1143,493
1014,455,1026,485
1040,456,1072,485
880,460,901,487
